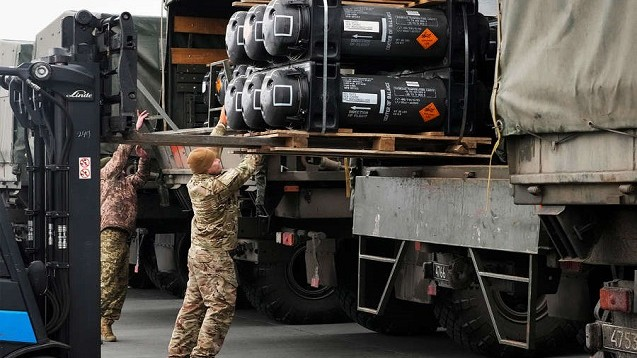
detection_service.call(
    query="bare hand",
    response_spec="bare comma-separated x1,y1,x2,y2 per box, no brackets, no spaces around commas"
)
136,110,149,131
219,107,227,126
135,145,149,160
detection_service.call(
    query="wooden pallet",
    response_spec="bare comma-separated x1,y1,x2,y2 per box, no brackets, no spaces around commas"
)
114,128,492,159
234,129,492,159
232,0,445,9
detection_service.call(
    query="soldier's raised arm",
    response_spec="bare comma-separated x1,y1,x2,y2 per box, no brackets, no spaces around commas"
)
208,107,228,159
217,154,263,194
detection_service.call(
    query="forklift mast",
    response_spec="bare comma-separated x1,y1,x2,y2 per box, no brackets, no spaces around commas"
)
0,10,137,358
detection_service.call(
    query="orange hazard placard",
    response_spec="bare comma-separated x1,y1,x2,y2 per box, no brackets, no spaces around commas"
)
417,28,438,50
419,103,440,122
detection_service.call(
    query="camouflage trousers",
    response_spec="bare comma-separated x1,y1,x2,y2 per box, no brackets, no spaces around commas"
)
168,246,238,358
100,227,130,321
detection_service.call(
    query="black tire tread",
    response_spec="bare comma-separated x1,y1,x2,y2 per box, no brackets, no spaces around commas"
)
434,288,579,357
238,261,347,325
140,237,186,298
336,286,438,336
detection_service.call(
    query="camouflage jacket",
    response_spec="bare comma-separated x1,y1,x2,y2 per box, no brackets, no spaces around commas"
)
188,122,262,252
100,144,150,234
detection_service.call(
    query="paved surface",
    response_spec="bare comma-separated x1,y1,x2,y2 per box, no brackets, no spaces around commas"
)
102,288,589,358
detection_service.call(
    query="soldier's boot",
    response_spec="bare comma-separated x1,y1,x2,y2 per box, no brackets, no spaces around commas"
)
101,318,117,342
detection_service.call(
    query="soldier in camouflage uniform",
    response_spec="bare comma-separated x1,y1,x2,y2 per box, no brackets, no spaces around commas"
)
168,109,262,358
100,110,150,342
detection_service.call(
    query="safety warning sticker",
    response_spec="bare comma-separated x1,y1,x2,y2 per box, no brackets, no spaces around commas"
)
79,157,91,180
419,103,440,122
416,28,438,50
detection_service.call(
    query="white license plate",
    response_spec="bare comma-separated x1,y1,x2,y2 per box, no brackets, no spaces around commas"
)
433,263,450,282
602,323,637,354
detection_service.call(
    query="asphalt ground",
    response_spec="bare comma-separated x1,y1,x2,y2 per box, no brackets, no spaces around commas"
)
102,288,589,358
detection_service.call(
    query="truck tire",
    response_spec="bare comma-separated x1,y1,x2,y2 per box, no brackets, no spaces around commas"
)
434,287,578,357
335,239,438,335
140,234,187,298
336,287,438,335
128,264,155,289
236,244,348,324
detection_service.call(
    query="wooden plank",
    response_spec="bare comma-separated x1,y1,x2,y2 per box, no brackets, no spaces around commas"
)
373,136,396,151
285,135,309,148
171,48,227,65
234,0,408,7
152,127,247,136
152,127,212,135
409,0,446,7
173,16,227,35
349,0,414,6
415,131,445,137
322,131,487,142
342,1,406,7
237,147,492,159
250,129,491,145
233,0,444,8
107,131,284,148
232,1,265,7
355,0,413,3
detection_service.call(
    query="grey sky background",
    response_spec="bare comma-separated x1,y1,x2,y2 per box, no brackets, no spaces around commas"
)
0,0,163,41
480,0,498,17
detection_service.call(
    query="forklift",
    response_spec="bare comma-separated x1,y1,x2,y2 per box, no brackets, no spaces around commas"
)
0,10,137,358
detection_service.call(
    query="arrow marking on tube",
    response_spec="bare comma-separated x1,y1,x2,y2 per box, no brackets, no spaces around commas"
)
352,34,373,39
351,106,371,110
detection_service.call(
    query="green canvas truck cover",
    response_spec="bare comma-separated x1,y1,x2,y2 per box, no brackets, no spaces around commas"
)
134,15,163,112
494,0,637,136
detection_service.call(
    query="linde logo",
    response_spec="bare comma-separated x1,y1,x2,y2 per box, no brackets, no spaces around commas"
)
66,89,94,100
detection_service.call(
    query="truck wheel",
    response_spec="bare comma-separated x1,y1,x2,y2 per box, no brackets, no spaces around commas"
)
335,239,438,335
237,244,348,324
140,233,187,298
434,287,578,357
336,287,438,335
128,264,154,289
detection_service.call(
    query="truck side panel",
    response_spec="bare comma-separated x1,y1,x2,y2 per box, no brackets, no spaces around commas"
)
352,175,540,253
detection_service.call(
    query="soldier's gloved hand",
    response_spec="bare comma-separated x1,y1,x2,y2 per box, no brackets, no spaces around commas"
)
247,154,263,167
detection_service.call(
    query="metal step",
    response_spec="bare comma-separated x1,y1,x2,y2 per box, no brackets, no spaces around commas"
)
359,254,397,264
476,271,530,283
357,237,406,315
469,248,538,350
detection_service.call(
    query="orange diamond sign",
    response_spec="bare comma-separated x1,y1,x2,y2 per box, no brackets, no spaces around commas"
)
417,28,438,50
419,103,440,122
